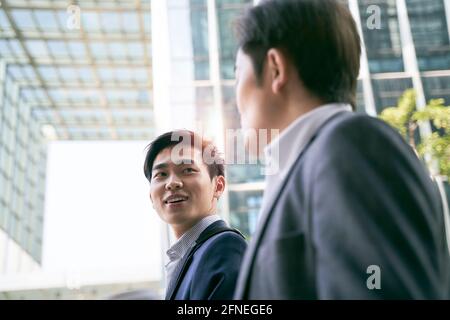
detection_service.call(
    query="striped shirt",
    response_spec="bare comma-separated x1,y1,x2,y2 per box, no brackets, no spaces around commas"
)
165,214,222,292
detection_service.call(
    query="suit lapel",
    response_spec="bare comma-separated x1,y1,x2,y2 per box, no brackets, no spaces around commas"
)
234,111,350,299
233,165,294,298
165,220,228,300
234,130,320,298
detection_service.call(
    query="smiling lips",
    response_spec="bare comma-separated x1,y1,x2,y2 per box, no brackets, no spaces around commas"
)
164,194,189,205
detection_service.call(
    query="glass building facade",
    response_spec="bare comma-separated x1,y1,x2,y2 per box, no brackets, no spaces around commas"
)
0,0,153,275
407,0,450,72
0,61,46,266
359,0,404,73
358,0,450,113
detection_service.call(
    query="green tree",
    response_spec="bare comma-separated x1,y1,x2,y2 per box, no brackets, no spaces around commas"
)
379,89,450,179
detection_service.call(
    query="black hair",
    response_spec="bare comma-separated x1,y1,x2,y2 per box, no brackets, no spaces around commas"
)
235,0,361,109
143,130,225,182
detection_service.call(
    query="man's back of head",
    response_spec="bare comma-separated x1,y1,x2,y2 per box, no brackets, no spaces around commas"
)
235,0,361,109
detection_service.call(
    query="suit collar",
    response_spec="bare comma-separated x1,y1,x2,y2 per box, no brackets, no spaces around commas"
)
233,134,314,299
166,214,221,263
263,104,352,180
165,220,227,300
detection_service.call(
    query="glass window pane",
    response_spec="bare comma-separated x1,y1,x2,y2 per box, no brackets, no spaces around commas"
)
190,1,210,80
359,0,404,73
58,67,78,81
34,10,59,30
7,39,24,57
25,40,50,57
407,0,450,71
67,41,87,58
127,42,144,58
89,42,108,59
217,1,252,79
48,41,69,56
38,66,59,81
422,76,450,104
0,200,6,230
108,42,127,59
11,10,36,29
229,190,263,237
0,10,11,29
82,12,101,32
372,78,413,113
0,40,12,56
100,12,121,31
122,12,140,32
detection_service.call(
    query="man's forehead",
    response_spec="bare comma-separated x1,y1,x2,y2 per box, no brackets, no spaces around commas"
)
153,146,203,167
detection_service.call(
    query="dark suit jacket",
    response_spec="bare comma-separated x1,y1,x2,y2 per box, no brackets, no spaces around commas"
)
166,220,247,300
234,112,450,299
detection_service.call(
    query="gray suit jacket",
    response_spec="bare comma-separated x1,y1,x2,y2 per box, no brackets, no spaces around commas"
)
234,112,450,299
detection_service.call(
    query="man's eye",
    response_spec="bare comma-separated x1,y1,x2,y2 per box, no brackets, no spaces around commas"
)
183,168,195,174
153,172,166,179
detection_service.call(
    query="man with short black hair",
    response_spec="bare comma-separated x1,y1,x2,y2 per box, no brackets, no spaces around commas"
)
233,0,449,299
144,130,246,300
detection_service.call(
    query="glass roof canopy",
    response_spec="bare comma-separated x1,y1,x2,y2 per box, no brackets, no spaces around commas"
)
0,0,153,140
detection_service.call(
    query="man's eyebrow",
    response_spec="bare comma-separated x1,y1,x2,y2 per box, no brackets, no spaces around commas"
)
152,163,168,171
152,159,196,171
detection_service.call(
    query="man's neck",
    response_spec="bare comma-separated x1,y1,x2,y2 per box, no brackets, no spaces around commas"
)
276,97,324,135
172,214,215,239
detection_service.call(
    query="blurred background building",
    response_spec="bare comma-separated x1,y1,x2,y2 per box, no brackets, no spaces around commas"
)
0,0,155,299
0,0,449,298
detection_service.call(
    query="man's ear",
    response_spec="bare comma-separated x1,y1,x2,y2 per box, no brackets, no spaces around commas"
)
214,176,226,199
266,48,288,94
149,192,154,206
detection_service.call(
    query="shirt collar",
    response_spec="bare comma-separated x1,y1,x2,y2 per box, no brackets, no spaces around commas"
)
165,214,221,262
264,103,352,177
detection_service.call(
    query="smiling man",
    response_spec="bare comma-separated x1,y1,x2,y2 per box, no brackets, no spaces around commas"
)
143,130,247,300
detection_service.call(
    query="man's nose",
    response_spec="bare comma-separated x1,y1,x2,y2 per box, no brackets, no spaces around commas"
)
165,175,183,190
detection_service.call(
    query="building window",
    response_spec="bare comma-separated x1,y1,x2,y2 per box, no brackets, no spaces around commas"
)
372,77,413,113
359,0,404,73
190,0,210,80
216,0,253,80
422,76,450,104
407,0,450,71
0,201,6,230
229,189,263,237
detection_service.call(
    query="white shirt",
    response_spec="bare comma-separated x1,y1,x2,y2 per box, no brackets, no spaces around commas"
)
261,103,353,216
164,214,222,290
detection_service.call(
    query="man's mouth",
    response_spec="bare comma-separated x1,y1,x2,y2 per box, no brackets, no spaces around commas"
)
164,195,189,204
